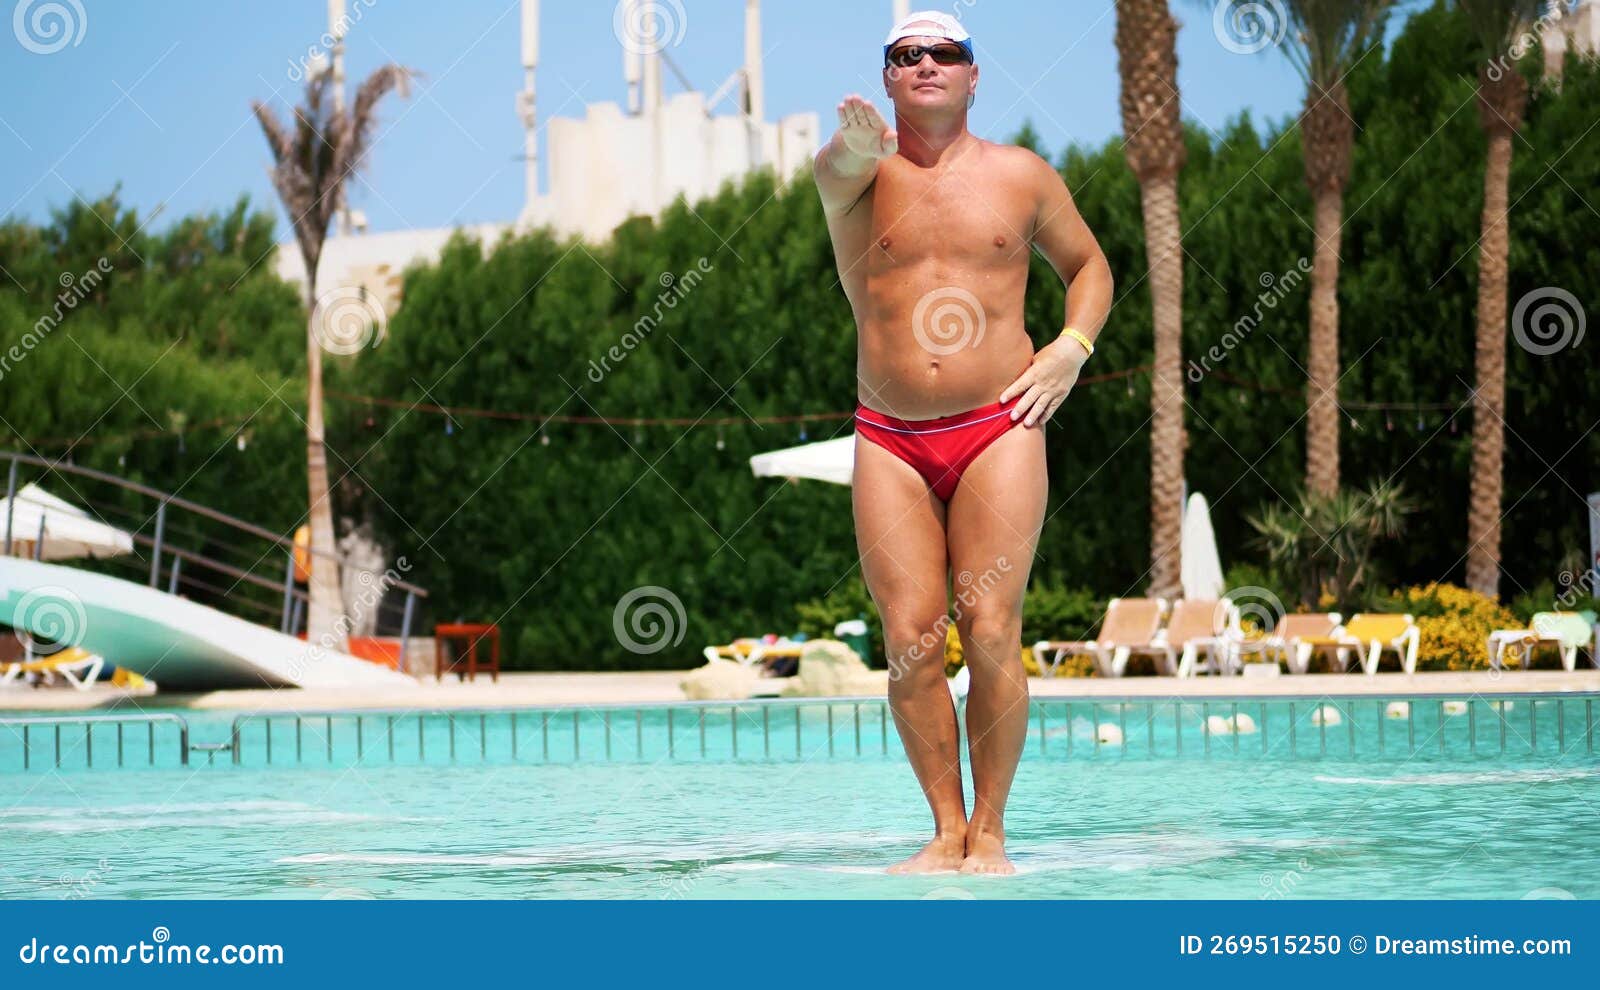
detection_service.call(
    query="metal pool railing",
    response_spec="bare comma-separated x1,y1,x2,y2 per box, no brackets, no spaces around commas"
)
0,713,191,771
2,694,1598,772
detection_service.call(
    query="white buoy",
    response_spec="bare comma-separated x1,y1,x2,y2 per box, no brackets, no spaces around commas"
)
1492,700,1515,712
1443,700,1468,716
1385,701,1411,719
1095,723,1124,745
948,664,970,702
1231,712,1258,734
1205,714,1232,735
1311,705,1342,726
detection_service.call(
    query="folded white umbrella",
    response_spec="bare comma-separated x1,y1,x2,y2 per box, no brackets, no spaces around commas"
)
1,483,136,560
1180,492,1225,601
749,434,856,487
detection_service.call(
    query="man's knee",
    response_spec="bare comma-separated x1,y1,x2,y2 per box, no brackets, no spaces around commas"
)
883,612,950,683
956,608,1022,657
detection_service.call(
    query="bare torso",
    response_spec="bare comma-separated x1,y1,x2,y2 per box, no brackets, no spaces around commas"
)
824,136,1039,420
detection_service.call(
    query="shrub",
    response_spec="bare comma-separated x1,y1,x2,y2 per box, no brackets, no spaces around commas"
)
1378,582,1519,671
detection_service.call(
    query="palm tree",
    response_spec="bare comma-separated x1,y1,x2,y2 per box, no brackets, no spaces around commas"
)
1248,479,1414,610
252,64,413,648
1458,1,1542,599
1116,0,1188,600
1272,1,1395,496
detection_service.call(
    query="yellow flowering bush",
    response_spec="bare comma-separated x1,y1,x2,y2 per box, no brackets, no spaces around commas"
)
942,624,1055,678
1386,582,1518,671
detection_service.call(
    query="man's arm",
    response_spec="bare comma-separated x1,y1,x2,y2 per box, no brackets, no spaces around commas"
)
999,153,1114,427
1026,153,1114,350
814,95,898,215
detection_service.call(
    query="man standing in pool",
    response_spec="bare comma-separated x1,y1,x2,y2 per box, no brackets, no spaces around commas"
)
813,11,1113,874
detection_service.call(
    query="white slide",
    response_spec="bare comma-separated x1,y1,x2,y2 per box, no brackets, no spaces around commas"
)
0,557,417,691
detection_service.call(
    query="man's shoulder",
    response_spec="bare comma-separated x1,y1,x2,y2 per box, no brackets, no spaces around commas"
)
980,140,1056,178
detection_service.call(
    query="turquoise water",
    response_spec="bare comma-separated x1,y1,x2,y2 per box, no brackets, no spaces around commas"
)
2,698,1598,899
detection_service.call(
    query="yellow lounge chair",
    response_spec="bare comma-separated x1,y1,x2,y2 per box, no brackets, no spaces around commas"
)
1033,597,1168,678
1302,613,1419,675
0,646,106,691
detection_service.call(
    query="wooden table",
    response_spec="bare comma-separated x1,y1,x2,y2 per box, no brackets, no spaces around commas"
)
435,623,501,682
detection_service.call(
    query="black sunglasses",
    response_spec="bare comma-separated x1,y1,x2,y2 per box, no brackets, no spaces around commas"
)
885,43,972,69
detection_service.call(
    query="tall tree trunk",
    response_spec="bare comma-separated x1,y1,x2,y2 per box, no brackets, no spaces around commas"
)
303,275,346,650
1144,175,1187,601
1466,64,1527,599
1115,0,1186,599
1305,186,1343,497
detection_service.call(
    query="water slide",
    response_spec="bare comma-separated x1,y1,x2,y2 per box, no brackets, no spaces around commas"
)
0,557,416,691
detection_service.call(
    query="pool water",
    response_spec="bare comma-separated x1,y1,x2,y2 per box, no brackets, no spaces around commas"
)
2,699,1598,899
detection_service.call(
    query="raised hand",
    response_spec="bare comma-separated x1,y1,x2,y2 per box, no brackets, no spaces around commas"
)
836,94,898,160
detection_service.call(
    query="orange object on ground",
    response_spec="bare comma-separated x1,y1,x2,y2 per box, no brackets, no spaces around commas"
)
292,524,312,582
347,636,403,671
435,623,500,682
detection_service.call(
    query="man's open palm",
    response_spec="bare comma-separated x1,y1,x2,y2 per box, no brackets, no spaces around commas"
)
837,95,898,159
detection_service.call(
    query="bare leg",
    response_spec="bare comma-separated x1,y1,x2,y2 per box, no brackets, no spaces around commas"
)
854,436,966,873
946,423,1046,875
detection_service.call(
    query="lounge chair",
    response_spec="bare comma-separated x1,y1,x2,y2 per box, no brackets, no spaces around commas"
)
1487,611,1595,671
0,647,106,691
1243,612,1343,674
1166,598,1243,677
704,637,807,671
1301,613,1419,675
1032,597,1168,678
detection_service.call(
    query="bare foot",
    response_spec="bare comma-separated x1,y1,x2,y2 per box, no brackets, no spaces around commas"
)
959,828,1016,875
887,833,966,874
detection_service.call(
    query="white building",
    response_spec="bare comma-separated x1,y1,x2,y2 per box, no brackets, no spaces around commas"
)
1545,0,1600,79
276,0,819,315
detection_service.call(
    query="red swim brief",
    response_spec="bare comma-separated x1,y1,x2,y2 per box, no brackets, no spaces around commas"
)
853,394,1025,503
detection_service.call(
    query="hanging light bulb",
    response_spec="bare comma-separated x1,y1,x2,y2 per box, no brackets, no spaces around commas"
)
236,430,249,452
540,433,550,446
445,420,453,436
715,426,725,451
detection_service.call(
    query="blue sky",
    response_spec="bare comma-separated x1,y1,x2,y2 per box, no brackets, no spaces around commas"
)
0,1,1390,237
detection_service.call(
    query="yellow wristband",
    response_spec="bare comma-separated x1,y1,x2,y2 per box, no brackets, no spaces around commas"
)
1059,326,1094,359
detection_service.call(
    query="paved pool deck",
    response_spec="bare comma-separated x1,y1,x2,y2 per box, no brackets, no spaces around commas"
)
4,668,1600,713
